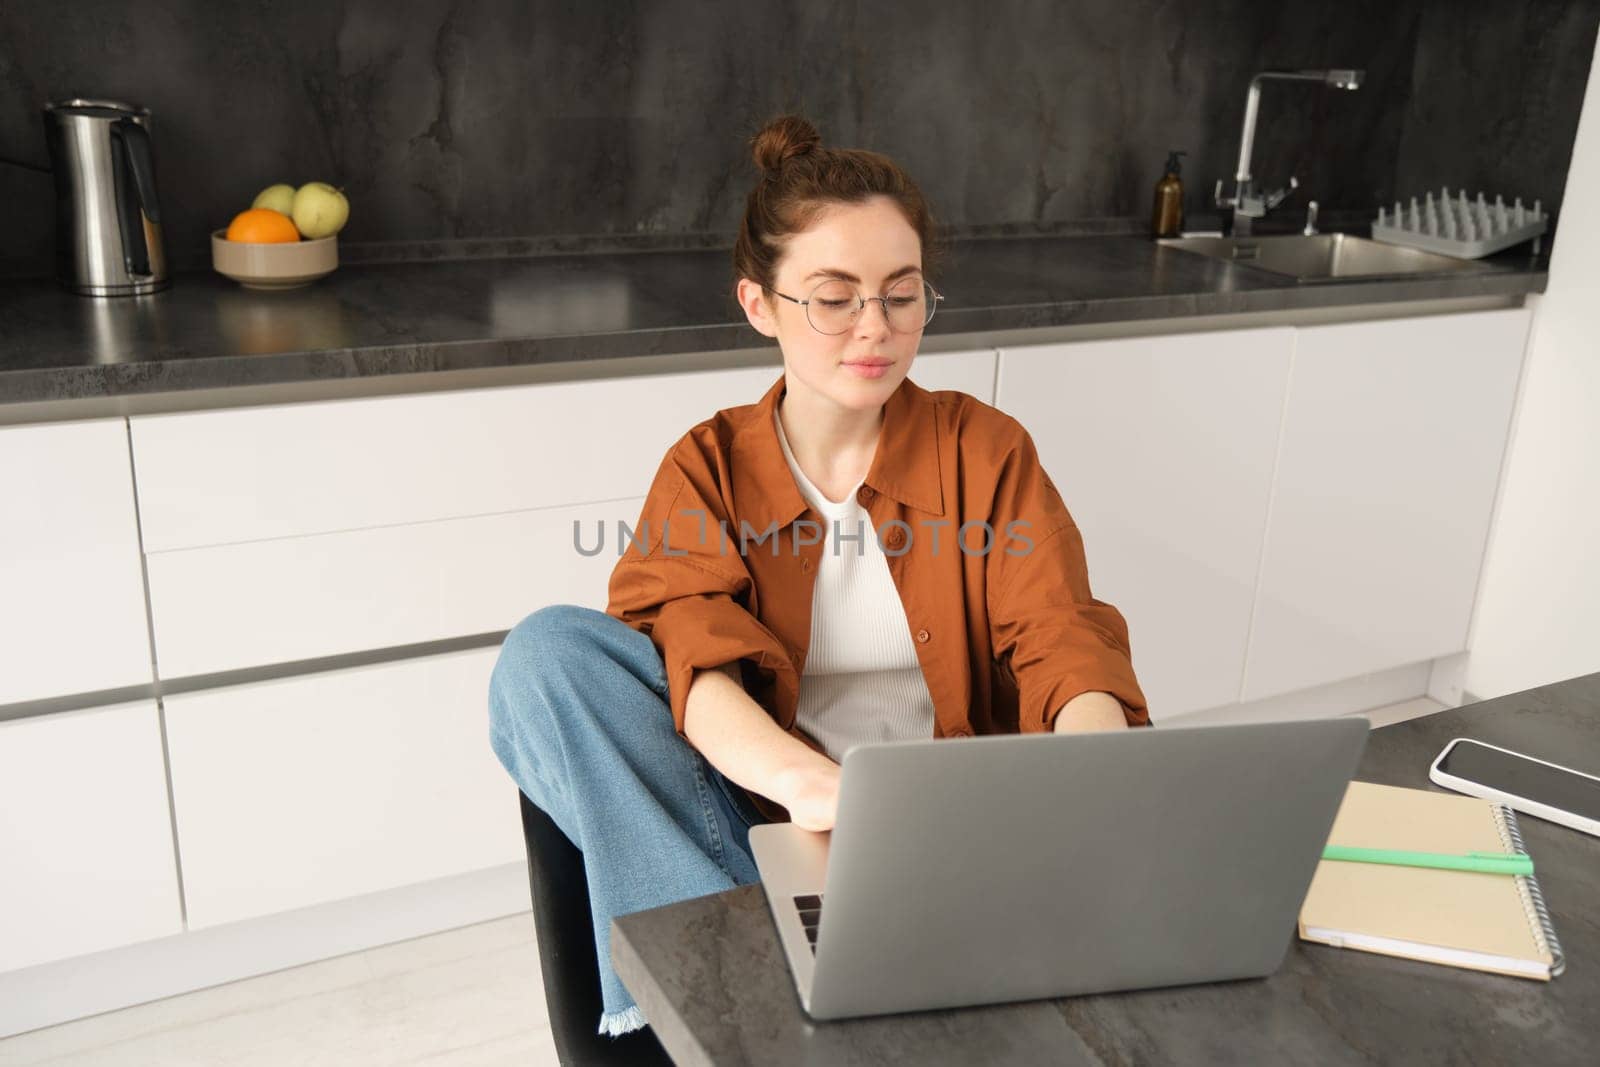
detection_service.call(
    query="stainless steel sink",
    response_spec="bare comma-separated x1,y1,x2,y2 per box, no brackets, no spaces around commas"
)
1158,233,1495,282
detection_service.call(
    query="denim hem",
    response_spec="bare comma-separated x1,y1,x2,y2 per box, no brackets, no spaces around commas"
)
598,1004,648,1037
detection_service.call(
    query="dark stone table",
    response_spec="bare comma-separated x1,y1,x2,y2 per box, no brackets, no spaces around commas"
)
612,671,1600,1065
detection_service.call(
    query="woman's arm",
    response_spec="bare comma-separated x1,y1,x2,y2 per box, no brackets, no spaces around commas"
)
1051,690,1131,734
684,662,841,831
985,423,1151,731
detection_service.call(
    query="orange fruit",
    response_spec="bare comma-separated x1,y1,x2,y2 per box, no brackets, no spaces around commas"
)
225,208,301,243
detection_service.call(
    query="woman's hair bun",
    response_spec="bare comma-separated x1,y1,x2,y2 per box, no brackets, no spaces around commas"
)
751,115,822,174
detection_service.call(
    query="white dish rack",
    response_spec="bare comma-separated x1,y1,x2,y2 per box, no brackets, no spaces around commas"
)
1371,188,1547,259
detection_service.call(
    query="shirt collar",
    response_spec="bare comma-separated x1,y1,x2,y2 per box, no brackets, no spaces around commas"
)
731,371,946,530
866,374,946,516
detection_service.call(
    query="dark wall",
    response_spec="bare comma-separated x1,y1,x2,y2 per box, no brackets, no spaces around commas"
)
1396,0,1599,214
0,1,1594,280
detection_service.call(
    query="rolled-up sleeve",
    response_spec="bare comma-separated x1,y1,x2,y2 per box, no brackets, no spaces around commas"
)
985,428,1150,732
607,441,796,738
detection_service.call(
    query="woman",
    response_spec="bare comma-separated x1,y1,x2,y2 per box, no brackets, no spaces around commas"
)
488,114,1150,1038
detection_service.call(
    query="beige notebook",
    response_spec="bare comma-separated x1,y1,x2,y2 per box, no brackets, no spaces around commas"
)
1299,781,1565,980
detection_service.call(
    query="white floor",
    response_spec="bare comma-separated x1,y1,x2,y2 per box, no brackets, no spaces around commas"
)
0,916,560,1066
0,696,1442,1067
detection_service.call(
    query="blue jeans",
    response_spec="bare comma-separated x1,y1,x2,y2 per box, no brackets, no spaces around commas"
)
487,604,767,1037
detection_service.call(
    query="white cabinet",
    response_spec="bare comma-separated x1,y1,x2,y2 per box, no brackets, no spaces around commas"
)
0,419,152,704
145,499,636,676
1241,309,1530,702
129,365,787,553
0,312,1534,1025
995,329,1293,718
163,647,517,929
995,311,1530,716
908,348,997,400
0,701,182,970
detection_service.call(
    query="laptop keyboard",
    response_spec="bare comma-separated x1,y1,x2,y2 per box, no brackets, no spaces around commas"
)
793,893,823,953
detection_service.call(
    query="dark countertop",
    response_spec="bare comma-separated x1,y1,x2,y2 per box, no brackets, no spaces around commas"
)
0,233,1547,409
612,671,1600,1066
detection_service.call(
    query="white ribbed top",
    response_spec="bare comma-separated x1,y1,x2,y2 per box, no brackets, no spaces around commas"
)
774,411,936,764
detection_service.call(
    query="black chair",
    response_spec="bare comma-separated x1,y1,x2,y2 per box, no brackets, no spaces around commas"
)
517,790,675,1066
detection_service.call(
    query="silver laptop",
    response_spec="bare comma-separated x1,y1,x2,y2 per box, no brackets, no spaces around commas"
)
750,717,1369,1020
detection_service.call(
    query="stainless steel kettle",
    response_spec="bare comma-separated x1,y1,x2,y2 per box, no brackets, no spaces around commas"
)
42,98,170,296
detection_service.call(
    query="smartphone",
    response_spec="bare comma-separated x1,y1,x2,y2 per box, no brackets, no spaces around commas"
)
1429,737,1600,838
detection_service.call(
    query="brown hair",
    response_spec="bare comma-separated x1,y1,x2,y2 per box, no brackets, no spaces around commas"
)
733,114,944,299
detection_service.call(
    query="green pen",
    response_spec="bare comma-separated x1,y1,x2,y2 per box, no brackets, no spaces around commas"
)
1321,845,1534,876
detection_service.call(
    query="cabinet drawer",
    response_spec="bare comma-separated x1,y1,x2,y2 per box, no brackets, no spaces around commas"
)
146,499,634,677
129,365,786,552
163,647,519,929
0,419,153,704
0,702,182,971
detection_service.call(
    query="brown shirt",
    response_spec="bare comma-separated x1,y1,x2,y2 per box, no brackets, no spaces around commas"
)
606,372,1151,782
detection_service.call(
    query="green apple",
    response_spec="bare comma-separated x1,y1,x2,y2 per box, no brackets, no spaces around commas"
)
291,181,350,240
250,183,296,215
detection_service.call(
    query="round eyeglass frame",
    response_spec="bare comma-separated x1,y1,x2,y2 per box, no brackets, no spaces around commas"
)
766,277,944,335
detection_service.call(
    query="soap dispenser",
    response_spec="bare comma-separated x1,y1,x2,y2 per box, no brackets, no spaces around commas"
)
1151,150,1186,239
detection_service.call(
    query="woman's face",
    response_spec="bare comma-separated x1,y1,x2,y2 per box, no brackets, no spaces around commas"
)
737,195,925,415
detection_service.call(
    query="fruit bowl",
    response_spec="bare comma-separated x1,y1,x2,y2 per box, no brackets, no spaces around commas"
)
211,231,338,290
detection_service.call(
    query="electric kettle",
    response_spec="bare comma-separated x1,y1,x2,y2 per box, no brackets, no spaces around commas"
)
42,98,169,296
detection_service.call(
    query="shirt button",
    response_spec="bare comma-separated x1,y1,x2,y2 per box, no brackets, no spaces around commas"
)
916,628,930,643
856,485,874,505
801,557,812,573
886,528,907,550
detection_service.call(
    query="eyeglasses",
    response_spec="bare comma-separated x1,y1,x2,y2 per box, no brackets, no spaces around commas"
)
768,276,943,335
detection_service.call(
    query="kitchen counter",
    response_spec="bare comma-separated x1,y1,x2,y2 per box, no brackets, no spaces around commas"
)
0,233,1548,413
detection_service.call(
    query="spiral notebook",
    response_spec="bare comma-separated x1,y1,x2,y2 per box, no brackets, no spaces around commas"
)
1299,781,1565,980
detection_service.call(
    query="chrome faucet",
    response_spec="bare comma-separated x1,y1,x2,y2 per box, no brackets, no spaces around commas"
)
1215,69,1364,237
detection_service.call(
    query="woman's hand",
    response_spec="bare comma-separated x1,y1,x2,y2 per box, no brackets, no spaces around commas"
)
773,760,842,831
